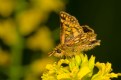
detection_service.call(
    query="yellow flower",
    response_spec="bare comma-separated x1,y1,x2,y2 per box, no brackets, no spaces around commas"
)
0,19,18,45
17,9,45,35
41,53,95,80
42,53,121,80
31,0,67,12
91,62,121,80
0,0,15,17
26,26,54,53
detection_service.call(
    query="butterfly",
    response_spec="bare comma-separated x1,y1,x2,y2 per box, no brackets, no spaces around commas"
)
49,11,100,57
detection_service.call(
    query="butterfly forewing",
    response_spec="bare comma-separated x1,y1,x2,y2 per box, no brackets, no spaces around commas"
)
60,11,83,45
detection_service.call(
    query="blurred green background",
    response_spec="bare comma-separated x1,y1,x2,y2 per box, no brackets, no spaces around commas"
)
0,0,121,80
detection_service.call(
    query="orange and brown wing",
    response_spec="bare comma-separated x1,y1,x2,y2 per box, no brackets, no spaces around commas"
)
60,11,83,45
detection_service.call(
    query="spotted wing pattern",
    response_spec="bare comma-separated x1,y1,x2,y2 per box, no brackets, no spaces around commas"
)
60,11,83,45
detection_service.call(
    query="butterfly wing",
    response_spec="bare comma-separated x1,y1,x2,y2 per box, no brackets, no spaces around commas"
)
60,11,100,50
60,11,83,45
66,25,100,51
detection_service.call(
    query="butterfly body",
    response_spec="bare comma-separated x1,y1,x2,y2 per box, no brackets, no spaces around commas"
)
49,11,100,57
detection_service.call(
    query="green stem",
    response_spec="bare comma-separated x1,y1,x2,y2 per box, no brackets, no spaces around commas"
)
9,0,26,80
9,37,24,80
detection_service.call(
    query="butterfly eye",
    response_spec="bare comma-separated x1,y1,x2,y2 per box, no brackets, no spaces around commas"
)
56,49,61,53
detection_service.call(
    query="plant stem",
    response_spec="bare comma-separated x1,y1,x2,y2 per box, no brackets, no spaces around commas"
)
9,0,26,80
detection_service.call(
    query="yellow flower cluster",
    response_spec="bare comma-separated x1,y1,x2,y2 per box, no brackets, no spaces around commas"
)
42,53,121,80
0,0,67,80
26,26,54,53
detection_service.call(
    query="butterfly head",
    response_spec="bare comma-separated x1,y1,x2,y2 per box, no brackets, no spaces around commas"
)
49,44,65,57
